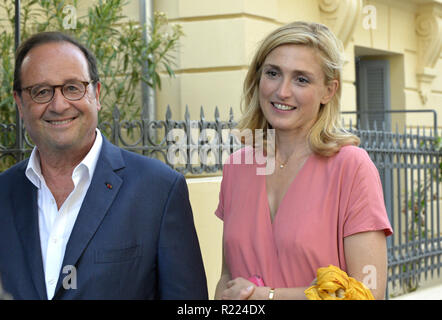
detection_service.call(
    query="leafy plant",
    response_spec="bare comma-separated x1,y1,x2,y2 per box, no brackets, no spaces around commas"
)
0,0,183,124
0,0,183,171
400,135,441,293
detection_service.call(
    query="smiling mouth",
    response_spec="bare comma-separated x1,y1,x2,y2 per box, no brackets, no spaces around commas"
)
46,117,76,125
271,102,297,111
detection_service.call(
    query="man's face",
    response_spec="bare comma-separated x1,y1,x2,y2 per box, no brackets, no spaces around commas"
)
14,42,101,157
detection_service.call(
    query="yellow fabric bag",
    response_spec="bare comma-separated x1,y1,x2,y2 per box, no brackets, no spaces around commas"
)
304,265,374,300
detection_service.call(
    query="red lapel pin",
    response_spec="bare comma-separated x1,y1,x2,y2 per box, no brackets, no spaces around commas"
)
105,182,113,190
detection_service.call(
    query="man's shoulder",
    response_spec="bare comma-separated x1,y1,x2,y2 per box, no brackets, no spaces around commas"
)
116,147,182,181
0,160,29,198
0,159,28,181
100,136,180,178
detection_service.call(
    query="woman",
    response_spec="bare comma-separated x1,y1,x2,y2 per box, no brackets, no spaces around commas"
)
214,21,393,300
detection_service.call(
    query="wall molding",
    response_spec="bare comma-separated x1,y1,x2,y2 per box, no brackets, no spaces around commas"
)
415,3,442,105
318,0,362,48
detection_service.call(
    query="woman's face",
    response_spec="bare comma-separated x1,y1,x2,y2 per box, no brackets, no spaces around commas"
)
258,44,337,137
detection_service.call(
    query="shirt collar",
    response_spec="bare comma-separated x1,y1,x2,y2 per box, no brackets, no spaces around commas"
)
25,128,103,189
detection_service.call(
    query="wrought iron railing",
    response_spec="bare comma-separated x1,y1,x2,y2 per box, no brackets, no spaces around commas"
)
99,105,241,175
0,106,441,298
348,124,441,297
0,105,241,175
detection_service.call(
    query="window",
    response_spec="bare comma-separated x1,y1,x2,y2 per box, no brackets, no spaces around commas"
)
356,59,391,131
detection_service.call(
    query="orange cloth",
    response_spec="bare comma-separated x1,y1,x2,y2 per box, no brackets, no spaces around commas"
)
304,265,374,300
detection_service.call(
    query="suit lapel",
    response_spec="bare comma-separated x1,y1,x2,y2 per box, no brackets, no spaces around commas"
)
53,137,125,297
12,161,47,300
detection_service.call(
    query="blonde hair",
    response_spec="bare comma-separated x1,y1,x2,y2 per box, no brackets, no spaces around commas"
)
237,21,359,157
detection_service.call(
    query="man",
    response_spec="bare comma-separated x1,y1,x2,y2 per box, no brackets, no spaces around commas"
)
0,32,208,300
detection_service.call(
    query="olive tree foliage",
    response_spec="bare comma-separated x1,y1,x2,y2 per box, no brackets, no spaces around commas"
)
0,0,183,125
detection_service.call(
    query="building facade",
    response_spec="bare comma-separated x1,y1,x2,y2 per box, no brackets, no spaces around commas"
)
152,0,442,298
2,0,441,299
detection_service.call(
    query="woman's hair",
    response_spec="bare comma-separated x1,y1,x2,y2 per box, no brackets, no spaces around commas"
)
237,21,359,157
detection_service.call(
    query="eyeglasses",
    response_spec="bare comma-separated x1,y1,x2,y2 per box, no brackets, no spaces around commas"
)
21,80,93,104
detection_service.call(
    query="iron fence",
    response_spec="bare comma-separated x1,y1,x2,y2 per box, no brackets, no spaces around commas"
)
0,105,240,175
0,105,441,298
347,122,441,297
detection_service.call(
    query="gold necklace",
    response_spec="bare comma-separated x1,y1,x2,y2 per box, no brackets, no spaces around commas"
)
277,150,310,169
277,152,294,169
279,159,289,169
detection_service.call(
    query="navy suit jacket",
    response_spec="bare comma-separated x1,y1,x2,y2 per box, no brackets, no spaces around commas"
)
0,135,208,299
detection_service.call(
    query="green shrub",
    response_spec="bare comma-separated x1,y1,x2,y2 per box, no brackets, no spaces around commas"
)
0,0,183,170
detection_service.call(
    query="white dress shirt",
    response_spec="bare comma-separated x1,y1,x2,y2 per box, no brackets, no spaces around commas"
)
25,129,103,300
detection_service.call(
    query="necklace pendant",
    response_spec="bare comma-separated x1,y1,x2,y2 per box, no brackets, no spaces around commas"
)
279,164,284,169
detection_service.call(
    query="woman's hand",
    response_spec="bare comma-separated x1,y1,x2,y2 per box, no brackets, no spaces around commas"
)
221,277,255,300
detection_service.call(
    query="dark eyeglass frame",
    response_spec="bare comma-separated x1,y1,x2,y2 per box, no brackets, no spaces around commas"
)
21,80,94,104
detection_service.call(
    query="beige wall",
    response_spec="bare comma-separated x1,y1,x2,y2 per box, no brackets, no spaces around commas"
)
155,0,280,120
156,0,442,300
2,1,439,127
155,0,442,129
2,0,441,299
5,0,438,125
353,0,442,129
186,177,222,299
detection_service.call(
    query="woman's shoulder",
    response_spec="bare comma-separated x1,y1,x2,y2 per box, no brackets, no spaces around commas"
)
334,145,371,163
221,146,266,180
224,146,258,166
323,145,375,173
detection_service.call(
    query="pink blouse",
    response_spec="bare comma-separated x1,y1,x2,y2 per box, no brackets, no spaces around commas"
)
215,145,393,288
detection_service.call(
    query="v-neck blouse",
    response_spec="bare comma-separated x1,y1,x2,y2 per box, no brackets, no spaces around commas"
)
215,145,393,288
